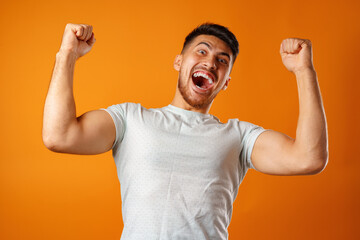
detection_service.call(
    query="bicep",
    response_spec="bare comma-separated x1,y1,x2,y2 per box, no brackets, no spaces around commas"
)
251,130,308,175
54,110,116,155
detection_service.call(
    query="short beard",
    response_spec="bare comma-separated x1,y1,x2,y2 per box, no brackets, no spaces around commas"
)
178,77,213,109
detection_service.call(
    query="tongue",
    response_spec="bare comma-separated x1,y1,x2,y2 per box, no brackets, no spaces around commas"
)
193,76,212,90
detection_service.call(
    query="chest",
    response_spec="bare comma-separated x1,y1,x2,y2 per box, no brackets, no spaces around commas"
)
117,116,241,178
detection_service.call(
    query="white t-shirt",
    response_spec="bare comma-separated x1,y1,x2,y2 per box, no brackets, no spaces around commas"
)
100,103,267,240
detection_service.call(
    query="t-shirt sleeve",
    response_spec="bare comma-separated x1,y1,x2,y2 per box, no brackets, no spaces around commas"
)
239,121,268,170
99,103,128,150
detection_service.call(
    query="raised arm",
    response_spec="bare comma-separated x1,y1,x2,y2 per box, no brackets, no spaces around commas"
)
42,23,115,155
251,38,328,175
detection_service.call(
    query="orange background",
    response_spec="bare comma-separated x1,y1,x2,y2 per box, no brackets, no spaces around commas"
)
1,0,359,239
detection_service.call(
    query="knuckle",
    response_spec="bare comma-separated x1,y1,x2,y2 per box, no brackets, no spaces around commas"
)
65,23,73,29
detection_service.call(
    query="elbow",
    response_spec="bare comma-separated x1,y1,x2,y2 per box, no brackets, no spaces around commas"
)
42,132,64,153
311,158,328,175
304,152,329,175
42,134,57,152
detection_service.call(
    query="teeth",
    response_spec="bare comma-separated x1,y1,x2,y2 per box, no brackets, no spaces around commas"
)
193,72,214,85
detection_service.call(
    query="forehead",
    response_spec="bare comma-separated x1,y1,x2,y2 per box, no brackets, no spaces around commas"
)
186,34,233,60
189,35,231,52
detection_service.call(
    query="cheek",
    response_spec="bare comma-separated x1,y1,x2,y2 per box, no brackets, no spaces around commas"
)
181,55,199,69
180,59,197,78
216,78,228,90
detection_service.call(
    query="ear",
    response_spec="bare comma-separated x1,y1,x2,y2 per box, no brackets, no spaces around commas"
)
173,54,182,71
222,76,231,90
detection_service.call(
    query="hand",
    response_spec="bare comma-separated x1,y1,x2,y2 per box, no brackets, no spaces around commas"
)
280,38,314,74
59,23,96,59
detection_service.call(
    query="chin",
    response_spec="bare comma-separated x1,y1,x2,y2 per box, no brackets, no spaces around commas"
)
178,80,214,110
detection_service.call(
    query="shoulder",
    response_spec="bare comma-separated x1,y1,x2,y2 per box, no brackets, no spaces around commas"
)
224,118,266,137
223,118,259,129
113,103,167,121
106,102,143,112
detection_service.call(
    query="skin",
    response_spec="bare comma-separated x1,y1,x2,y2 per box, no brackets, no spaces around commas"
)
171,35,233,113
43,23,328,176
252,39,328,175
171,35,328,175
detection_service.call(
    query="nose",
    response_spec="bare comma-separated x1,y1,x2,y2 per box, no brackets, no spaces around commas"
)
202,55,217,70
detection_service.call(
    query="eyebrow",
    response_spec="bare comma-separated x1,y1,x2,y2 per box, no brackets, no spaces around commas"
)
196,42,231,60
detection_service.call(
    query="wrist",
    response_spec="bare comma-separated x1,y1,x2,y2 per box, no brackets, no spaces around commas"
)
56,48,78,61
294,67,316,78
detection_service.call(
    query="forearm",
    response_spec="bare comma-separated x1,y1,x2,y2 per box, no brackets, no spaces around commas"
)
294,69,328,167
42,50,78,145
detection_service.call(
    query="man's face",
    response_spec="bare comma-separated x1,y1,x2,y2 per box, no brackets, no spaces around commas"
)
174,34,233,110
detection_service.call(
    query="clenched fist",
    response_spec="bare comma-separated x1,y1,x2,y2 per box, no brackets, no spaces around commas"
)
280,38,314,74
59,23,96,59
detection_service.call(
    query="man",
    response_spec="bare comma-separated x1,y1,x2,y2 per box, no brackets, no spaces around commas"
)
42,23,328,239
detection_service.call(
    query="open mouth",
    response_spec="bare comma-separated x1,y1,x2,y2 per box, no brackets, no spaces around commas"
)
192,71,215,91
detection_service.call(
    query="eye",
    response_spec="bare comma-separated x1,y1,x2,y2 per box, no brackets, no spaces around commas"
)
198,49,206,54
218,58,228,65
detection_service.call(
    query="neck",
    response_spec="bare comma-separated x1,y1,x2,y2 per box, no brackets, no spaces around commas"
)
170,87,212,114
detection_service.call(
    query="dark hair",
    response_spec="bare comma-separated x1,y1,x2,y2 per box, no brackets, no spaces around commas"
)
182,23,239,63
